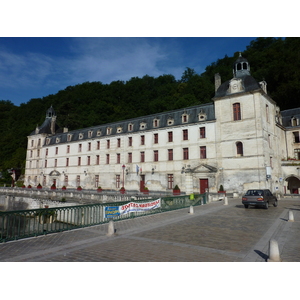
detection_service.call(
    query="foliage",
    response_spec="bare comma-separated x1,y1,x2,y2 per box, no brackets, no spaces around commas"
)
173,185,180,191
1,38,300,174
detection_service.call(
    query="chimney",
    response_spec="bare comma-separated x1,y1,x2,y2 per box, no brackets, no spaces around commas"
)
215,73,221,92
50,116,56,135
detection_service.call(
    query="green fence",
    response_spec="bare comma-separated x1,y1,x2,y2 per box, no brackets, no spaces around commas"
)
0,193,206,243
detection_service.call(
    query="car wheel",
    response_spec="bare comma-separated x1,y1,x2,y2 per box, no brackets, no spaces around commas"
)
244,204,249,208
265,202,269,209
273,200,278,207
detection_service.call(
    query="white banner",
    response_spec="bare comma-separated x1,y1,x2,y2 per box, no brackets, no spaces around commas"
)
104,199,161,218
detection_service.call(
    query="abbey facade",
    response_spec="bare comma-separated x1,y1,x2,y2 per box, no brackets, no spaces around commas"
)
24,55,300,195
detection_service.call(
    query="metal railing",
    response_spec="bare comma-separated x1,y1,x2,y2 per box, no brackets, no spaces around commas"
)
0,193,206,243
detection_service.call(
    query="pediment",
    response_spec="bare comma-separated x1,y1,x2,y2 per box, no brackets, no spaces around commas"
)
190,164,218,173
49,170,60,176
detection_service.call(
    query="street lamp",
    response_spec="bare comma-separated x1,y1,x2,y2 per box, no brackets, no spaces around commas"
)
122,164,126,188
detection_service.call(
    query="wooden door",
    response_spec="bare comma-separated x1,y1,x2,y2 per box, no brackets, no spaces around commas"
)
200,179,208,194
140,175,145,192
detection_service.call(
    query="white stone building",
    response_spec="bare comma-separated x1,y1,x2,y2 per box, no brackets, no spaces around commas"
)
24,55,300,195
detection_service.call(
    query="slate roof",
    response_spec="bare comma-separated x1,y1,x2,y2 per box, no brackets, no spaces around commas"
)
29,118,61,136
43,102,215,146
214,75,261,98
281,108,300,127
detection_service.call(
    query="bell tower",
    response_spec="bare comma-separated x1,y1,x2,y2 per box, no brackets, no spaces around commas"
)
233,52,250,78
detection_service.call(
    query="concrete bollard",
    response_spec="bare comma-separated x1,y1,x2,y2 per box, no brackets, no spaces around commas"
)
267,239,281,262
189,205,194,214
224,197,228,205
288,210,294,222
107,220,115,236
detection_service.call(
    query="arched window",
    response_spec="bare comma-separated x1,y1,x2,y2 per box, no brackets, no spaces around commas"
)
233,103,241,121
236,142,243,156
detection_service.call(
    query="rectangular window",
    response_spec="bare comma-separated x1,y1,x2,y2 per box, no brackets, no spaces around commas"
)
37,149,40,157
66,157,69,166
154,133,158,144
183,148,189,160
154,150,159,162
78,157,81,166
140,151,145,162
97,141,100,150
294,149,300,160
45,160,47,168
117,138,121,147
117,153,120,164
168,149,173,161
64,175,68,186
43,176,46,186
96,155,100,165
200,127,206,138
87,156,91,165
30,150,33,158
38,139,41,146
76,175,80,187
183,129,188,140
78,144,82,152
168,131,173,142
55,147,58,155
128,137,132,147
67,145,70,153
168,174,174,189
95,175,99,188
106,154,110,164
116,175,120,189
200,146,207,159
46,148,48,156
128,152,132,163
293,132,300,143
54,159,57,167
107,140,110,149
88,142,91,151
233,103,241,121
141,135,145,145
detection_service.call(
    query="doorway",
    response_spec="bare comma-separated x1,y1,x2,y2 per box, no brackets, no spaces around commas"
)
140,175,145,192
200,178,208,194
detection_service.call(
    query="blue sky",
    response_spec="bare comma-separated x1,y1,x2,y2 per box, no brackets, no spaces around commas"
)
0,2,292,107
0,37,258,106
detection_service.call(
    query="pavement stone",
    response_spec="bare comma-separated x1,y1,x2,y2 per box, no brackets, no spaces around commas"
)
1,197,300,262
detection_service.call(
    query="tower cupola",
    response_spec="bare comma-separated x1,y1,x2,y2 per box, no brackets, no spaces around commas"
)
233,53,250,78
46,105,56,119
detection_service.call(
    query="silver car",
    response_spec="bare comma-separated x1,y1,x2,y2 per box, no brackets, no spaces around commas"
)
242,189,278,209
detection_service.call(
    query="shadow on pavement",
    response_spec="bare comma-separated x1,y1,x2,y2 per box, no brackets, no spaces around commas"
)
254,250,268,261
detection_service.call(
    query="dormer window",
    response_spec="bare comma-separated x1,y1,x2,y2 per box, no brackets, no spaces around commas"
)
198,110,207,122
79,133,84,140
167,118,174,126
153,118,159,128
88,131,93,138
117,126,123,133
106,127,112,135
56,137,60,143
46,138,50,145
128,123,134,132
182,113,189,123
97,129,102,136
140,122,147,130
67,134,72,142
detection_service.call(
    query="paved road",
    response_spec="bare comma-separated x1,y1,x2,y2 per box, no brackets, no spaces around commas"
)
0,197,299,262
